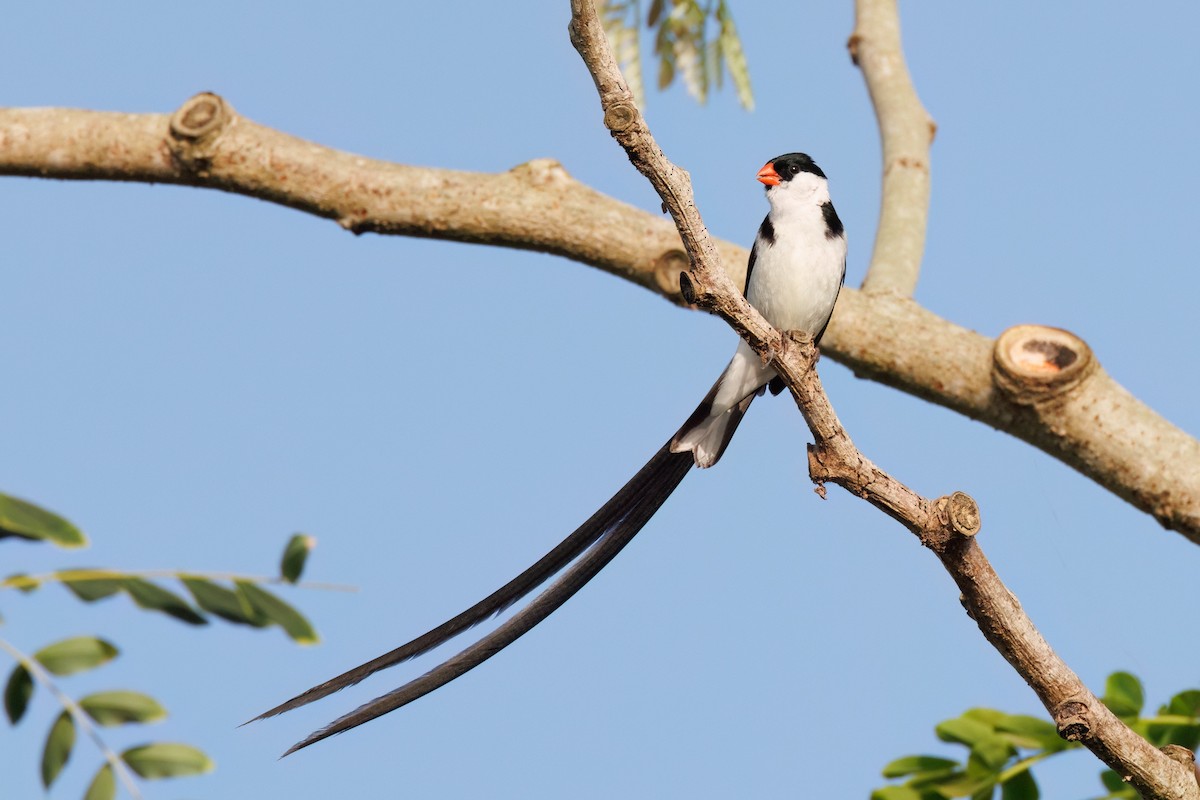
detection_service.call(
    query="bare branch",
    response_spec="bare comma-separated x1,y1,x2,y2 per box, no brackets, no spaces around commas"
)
0,99,729,299
566,0,753,341
848,0,935,295
827,298,1200,542
1,100,1197,543
567,1,1198,796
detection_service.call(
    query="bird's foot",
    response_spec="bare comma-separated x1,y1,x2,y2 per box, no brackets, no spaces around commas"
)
777,330,820,371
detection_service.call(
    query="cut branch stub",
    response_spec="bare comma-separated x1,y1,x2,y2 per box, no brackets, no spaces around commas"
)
678,269,712,310
992,324,1095,405
168,92,232,174
939,491,981,537
170,93,228,141
603,102,638,134
919,491,981,552
654,250,690,298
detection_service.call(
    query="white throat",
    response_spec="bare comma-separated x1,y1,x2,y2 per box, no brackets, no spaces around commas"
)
765,172,830,218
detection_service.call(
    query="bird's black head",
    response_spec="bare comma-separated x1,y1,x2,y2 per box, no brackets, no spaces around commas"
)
768,152,827,181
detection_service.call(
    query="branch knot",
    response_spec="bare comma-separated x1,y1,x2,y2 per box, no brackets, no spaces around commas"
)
654,250,689,298
992,325,1095,406
937,491,981,538
919,491,980,551
602,103,638,134
678,269,711,309
168,92,231,175
1053,698,1093,742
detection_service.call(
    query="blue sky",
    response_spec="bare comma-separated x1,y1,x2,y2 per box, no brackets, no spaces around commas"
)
3,2,1199,798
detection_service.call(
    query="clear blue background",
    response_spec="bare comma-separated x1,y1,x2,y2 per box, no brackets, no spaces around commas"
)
3,2,1198,798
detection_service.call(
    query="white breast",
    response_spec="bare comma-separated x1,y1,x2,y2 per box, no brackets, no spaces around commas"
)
747,201,846,336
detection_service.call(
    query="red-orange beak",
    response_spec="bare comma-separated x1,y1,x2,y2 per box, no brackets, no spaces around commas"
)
757,162,781,186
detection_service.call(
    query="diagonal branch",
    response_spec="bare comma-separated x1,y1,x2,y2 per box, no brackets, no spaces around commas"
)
567,1,1198,797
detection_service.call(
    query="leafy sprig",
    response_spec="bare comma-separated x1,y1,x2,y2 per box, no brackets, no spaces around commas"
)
873,672,1200,800
2,494,329,799
600,0,754,110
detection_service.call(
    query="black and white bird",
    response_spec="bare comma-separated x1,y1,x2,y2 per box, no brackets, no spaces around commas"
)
252,153,847,755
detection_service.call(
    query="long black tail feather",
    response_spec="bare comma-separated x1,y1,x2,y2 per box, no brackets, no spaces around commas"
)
251,442,693,727
279,443,694,755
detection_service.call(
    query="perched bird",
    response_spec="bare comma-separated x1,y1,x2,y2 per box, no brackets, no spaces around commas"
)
252,152,847,755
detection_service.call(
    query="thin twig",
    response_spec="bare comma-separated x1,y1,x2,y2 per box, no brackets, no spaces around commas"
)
567,1,1197,797
0,568,355,594
0,637,143,800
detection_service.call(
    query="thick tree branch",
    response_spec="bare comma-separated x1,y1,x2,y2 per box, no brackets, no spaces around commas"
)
568,1,1197,798
848,0,935,296
0,98,737,299
2,100,1196,544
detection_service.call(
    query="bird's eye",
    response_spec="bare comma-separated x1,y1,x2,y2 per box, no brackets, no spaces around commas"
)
790,164,801,174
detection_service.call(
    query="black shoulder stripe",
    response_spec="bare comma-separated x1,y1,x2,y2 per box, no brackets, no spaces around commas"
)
758,216,775,245
744,242,758,296
744,215,772,295
821,202,844,240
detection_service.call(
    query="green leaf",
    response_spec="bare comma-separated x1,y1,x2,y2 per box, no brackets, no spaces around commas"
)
715,0,754,110
618,24,645,109
1000,767,1039,800
80,691,167,726
1103,672,1144,717
4,664,34,724
881,755,959,779
280,533,315,584
181,577,266,626
925,769,991,797
122,742,213,779
871,786,925,800
937,715,996,746
646,0,664,27
666,2,706,105
84,763,116,800
601,1,645,110
62,571,125,602
235,581,318,644
1147,689,1200,749
0,493,86,547
993,713,1068,751
969,735,1016,772
1099,769,1125,791
34,636,118,676
120,578,207,625
3,572,41,592
1100,768,1137,797
707,36,723,92
1165,689,1200,718
963,707,1008,726
657,47,676,90
41,710,76,788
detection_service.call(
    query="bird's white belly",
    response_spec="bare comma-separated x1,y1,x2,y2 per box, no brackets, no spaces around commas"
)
746,231,845,335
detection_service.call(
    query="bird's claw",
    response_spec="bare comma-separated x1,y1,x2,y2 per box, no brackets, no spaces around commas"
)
762,331,819,372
